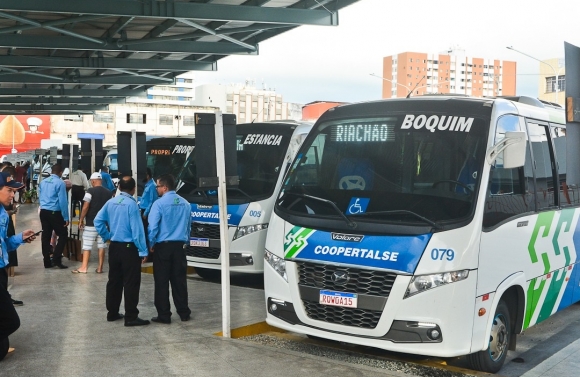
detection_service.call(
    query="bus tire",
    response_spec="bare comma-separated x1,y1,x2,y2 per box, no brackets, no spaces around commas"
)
467,300,510,373
195,267,221,281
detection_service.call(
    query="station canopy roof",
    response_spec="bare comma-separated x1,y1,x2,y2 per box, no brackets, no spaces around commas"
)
0,0,359,115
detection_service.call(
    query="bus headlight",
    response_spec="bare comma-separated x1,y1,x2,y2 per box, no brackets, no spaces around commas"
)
234,224,268,240
404,270,469,298
265,249,287,281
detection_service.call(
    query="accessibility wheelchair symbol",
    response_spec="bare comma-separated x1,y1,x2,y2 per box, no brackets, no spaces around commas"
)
346,197,370,215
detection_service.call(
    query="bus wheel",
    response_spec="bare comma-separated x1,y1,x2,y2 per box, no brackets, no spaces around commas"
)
195,267,221,281
467,300,510,373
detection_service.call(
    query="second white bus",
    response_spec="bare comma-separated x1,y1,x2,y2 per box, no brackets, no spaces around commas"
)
176,121,312,279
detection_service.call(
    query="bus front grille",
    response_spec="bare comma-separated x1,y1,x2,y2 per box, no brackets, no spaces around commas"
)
190,223,221,240
186,247,220,259
301,301,382,329
296,261,397,296
296,261,396,329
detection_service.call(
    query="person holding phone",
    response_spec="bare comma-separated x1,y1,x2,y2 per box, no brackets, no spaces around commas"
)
0,172,38,361
0,166,22,306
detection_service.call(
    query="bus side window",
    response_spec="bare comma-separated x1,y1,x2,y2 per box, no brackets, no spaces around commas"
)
527,121,557,211
483,115,534,228
551,126,576,206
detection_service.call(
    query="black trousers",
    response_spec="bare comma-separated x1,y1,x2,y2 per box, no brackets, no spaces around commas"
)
106,242,142,322
71,185,85,202
153,242,191,320
39,209,67,266
0,268,20,360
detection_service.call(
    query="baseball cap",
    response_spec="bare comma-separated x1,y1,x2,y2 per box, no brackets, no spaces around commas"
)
0,172,24,189
90,172,102,180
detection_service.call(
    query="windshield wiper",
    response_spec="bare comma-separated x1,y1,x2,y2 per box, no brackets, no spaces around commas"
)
226,187,253,201
280,192,357,228
350,210,441,229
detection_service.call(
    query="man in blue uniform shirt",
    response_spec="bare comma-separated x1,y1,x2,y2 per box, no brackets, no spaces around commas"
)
0,172,37,361
94,176,150,327
100,167,116,192
139,168,157,219
139,168,158,249
147,174,192,324
38,164,69,269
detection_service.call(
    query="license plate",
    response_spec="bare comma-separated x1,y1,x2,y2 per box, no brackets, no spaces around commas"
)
319,290,358,308
190,237,209,247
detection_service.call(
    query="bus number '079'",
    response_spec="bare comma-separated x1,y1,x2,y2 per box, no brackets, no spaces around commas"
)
431,248,455,261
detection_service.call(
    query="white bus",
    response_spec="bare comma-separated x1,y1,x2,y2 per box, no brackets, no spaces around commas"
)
264,96,573,373
176,121,312,280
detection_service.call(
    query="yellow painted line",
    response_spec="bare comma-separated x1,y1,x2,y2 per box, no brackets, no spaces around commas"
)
142,264,196,275
141,265,154,274
214,321,286,338
232,325,496,377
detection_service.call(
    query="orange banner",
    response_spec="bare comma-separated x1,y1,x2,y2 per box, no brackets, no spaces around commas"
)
0,115,51,156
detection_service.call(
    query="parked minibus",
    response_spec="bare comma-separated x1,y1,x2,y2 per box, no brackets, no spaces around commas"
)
264,96,571,373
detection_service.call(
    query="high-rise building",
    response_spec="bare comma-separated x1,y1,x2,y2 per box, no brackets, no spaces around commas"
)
381,48,517,99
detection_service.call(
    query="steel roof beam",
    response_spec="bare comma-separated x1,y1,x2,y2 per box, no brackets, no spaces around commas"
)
0,11,105,45
0,14,106,34
0,34,257,55
0,74,175,85
0,55,216,71
118,24,288,46
0,88,147,97
176,18,256,52
0,97,126,104
111,68,174,82
0,66,64,81
0,1,338,26
0,104,108,112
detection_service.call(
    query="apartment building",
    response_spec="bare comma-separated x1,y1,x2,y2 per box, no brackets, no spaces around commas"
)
192,83,302,123
538,58,565,105
382,49,517,99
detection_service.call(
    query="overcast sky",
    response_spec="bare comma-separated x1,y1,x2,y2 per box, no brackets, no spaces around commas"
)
193,0,580,104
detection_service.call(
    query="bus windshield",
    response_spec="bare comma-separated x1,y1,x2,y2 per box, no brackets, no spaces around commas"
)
277,113,489,232
177,124,294,204
109,154,118,172
146,137,195,178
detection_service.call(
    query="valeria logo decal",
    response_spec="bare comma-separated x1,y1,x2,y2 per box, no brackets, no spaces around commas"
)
331,233,364,242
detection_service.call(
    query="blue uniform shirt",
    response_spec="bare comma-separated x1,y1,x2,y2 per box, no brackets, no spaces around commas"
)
39,174,69,221
0,206,24,269
101,172,115,191
139,179,158,217
148,191,191,246
94,192,148,256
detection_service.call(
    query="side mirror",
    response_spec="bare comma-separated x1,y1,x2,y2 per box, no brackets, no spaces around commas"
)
486,131,526,168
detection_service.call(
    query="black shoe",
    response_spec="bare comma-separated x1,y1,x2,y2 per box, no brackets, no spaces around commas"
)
107,313,125,322
180,315,191,322
151,316,171,324
11,299,23,306
125,317,150,327
53,263,68,269
44,262,54,268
